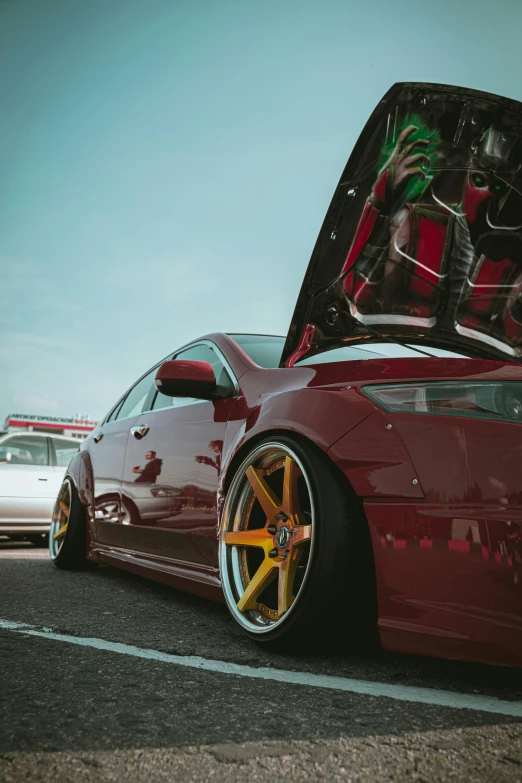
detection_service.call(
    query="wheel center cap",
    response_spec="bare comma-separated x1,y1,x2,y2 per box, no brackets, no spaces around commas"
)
277,526,290,548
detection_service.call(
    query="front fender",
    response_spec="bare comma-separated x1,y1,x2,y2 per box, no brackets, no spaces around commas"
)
327,411,425,499
219,387,376,517
244,386,374,452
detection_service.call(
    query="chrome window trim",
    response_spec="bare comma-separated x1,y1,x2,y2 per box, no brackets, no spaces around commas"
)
104,397,126,425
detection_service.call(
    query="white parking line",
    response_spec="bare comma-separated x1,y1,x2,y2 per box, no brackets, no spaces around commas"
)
1,618,521,718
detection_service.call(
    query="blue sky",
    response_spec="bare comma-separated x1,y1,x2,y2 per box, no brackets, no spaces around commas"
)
2,0,522,422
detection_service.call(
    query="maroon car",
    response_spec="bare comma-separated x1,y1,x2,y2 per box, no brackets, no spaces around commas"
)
50,83,522,666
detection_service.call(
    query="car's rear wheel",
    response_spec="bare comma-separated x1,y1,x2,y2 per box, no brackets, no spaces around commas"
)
49,478,95,570
219,436,376,651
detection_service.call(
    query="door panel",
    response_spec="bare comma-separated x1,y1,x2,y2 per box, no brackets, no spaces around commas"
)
0,465,57,524
121,400,233,568
0,436,55,525
91,364,159,546
90,418,137,546
0,463,56,498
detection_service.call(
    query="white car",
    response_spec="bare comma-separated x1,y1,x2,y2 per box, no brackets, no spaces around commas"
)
0,432,79,544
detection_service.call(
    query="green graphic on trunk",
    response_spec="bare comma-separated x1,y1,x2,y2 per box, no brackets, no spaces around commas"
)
379,113,440,201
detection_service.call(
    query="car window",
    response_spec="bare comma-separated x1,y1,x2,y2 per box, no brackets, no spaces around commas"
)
295,345,388,365
115,367,158,420
53,438,80,468
152,343,233,411
229,334,285,367
0,436,49,466
106,398,125,424
294,342,467,366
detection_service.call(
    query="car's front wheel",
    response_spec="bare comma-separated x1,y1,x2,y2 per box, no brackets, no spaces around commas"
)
49,478,96,570
219,436,376,651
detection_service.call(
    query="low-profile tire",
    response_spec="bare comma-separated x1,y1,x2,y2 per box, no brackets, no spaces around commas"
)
49,478,96,570
219,435,377,652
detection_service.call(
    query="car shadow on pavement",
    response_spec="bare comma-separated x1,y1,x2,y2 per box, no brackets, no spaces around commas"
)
92,562,522,699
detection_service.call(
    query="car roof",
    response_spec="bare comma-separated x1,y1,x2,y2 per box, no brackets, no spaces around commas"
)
226,333,285,338
0,432,78,443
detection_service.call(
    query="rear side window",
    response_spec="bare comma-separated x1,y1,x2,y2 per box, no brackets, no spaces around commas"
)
115,367,157,420
0,436,49,466
52,438,80,468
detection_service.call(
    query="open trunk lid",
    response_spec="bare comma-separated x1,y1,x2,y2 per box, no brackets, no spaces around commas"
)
281,82,522,366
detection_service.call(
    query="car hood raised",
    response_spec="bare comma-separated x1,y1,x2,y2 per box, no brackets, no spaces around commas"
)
281,82,522,366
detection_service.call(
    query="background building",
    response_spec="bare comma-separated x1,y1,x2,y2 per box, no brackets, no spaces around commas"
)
2,413,98,440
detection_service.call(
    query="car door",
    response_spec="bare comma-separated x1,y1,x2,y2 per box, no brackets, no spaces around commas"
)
121,341,237,569
90,366,157,548
0,435,54,526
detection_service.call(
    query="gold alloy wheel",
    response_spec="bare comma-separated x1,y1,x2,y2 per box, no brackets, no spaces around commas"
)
220,442,315,633
49,481,71,559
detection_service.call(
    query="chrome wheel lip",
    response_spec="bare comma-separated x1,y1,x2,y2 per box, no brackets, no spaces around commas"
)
219,441,316,635
49,479,71,560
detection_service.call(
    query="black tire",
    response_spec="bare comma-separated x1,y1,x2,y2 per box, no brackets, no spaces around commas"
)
49,478,96,570
219,435,377,652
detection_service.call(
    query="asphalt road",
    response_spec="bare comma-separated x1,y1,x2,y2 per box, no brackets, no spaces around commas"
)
1,539,521,782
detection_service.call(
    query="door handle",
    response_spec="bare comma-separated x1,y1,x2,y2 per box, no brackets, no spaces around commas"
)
93,432,104,444
130,425,149,440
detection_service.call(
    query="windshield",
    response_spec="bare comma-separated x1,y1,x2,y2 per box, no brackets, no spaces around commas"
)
295,343,466,366
230,334,465,367
229,334,285,368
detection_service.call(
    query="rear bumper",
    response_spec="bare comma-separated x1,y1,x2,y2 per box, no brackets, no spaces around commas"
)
364,500,522,667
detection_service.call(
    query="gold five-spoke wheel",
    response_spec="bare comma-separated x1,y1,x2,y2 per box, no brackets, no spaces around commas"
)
49,481,71,560
220,442,315,633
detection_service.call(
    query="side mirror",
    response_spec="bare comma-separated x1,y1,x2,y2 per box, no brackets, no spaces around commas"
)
0,450,12,464
155,360,225,400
